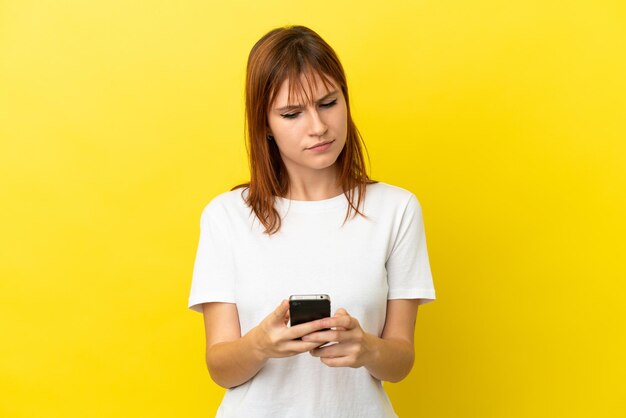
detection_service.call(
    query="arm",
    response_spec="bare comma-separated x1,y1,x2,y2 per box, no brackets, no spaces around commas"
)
202,300,330,389
303,299,420,383
364,299,419,382
202,302,262,389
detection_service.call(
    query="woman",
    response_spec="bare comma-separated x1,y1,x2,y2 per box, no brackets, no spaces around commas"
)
188,25,436,417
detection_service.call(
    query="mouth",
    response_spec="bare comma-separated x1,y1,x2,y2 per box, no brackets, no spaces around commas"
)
306,139,335,150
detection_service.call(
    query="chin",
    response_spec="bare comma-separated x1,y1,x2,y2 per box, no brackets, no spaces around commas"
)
310,156,341,170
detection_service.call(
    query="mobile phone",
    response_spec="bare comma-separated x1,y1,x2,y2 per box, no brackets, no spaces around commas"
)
289,294,331,327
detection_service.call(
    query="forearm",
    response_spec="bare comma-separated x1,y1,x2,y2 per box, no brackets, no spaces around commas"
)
206,327,266,389
363,334,414,383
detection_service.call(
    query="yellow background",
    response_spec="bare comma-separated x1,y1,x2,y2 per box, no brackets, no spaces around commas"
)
1,0,625,416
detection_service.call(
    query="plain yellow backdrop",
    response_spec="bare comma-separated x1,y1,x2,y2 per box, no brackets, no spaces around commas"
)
1,0,625,417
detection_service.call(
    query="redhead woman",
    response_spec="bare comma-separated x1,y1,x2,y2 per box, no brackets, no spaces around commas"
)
188,25,436,417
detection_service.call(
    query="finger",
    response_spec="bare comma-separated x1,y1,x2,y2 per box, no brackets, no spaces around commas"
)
310,343,343,358
286,317,332,340
335,308,349,316
272,300,289,323
320,356,350,367
282,339,324,354
301,330,344,343
325,315,355,330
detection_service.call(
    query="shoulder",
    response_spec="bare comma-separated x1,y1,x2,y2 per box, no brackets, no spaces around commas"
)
199,187,249,224
365,181,422,211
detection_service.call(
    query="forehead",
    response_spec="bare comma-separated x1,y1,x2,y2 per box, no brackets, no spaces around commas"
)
272,70,337,106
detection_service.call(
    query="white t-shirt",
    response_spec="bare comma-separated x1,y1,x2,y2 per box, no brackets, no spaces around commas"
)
188,182,436,418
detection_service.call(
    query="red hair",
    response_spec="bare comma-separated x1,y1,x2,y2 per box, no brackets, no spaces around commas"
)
233,25,375,234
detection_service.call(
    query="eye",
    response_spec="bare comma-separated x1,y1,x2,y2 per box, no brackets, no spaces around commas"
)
280,99,337,119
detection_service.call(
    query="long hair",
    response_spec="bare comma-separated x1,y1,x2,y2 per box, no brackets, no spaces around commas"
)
233,25,375,235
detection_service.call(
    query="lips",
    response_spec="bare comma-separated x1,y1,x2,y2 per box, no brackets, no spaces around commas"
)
307,140,334,150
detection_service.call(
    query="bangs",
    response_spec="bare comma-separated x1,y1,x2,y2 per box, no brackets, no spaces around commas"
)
269,63,337,110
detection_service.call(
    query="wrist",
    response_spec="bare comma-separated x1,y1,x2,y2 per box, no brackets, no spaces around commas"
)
245,325,269,363
363,333,381,367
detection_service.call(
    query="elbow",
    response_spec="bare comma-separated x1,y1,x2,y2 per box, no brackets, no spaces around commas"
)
205,351,229,389
385,368,413,384
206,359,236,389
205,350,243,389
386,369,411,383
387,349,415,383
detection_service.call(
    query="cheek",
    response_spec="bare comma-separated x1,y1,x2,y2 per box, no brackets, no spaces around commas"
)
336,102,348,127
334,108,348,139
274,132,302,156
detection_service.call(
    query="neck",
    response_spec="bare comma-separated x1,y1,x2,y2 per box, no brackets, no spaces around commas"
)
283,165,343,201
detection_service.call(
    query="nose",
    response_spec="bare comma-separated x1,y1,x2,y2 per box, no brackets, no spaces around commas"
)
308,107,328,138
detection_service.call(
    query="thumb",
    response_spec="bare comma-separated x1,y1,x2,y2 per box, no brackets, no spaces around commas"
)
271,299,290,322
335,307,349,317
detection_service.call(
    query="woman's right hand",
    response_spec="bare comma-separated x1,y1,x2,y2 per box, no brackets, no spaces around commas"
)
249,300,329,360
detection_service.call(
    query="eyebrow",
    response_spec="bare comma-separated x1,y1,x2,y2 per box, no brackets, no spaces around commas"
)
275,90,339,112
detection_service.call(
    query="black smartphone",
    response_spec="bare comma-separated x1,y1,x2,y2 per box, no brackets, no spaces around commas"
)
289,294,331,327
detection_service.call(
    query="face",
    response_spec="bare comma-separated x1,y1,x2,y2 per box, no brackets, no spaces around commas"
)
267,72,348,179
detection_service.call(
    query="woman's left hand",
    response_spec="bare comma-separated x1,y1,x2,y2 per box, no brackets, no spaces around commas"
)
302,308,376,368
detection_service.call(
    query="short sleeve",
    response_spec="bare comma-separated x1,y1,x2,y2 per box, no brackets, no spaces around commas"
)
187,200,236,313
386,194,436,305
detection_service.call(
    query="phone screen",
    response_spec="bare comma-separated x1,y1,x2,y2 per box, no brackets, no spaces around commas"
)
289,295,331,327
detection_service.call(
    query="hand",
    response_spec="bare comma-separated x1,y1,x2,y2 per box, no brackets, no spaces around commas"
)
303,308,375,368
249,300,330,361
